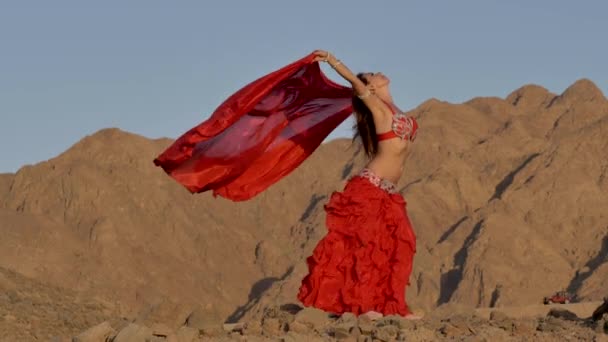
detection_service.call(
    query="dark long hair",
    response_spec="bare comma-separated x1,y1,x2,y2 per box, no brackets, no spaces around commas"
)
352,73,378,158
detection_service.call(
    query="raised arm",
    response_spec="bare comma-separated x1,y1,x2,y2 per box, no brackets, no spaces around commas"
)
313,50,392,117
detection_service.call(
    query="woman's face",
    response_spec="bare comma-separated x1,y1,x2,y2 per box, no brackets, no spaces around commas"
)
361,72,390,89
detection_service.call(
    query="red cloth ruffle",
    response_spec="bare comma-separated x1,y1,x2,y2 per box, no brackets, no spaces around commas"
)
298,176,416,316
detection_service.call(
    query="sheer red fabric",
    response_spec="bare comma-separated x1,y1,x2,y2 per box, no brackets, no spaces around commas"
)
153,54,353,201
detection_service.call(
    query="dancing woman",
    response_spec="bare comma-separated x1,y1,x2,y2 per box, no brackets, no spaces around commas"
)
297,50,419,320
154,50,420,319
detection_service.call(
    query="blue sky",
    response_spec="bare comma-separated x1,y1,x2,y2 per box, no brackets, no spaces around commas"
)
1,0,606,172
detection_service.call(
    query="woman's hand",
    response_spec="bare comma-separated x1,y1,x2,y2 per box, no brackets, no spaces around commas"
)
312,50,337,64
312,49,329,62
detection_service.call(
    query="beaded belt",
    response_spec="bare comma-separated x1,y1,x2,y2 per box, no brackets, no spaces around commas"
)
357,168,398,194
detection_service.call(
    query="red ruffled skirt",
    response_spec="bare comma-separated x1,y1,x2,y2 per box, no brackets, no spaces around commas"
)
297,175,417,316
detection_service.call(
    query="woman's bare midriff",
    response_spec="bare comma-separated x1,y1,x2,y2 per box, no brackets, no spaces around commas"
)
365,139,412,184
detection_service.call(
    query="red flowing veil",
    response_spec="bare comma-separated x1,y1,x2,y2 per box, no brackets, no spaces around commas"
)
153,53,354,201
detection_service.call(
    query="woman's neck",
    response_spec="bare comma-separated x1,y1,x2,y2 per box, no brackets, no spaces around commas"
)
375,88,393,104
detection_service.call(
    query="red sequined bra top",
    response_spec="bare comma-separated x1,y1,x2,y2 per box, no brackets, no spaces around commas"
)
376,104,419,142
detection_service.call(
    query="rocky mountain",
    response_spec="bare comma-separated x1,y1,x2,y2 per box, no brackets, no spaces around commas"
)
1,79,607,340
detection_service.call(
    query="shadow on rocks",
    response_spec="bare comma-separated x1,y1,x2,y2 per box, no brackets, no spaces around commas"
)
225,266,294,323
547,308,582,322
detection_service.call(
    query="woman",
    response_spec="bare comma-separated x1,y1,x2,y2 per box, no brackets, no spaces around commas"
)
297,50,419,320
153,50,419,319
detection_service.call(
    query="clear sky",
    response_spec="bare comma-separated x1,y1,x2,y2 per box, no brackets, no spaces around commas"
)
1,0,606,172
